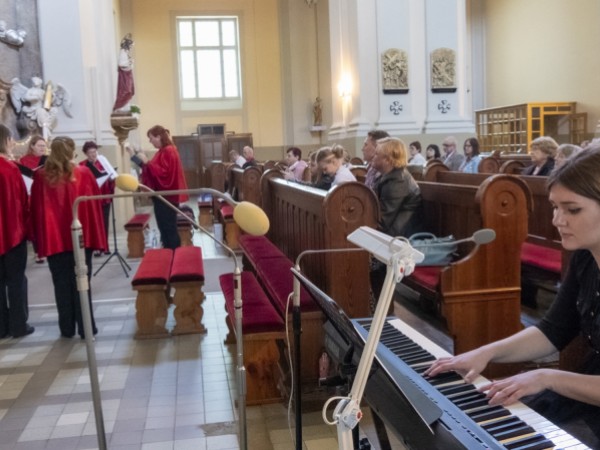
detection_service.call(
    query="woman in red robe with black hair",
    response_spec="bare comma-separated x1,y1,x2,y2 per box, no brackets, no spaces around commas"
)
30,136,107,339
0,124,34,338
126,125,188,249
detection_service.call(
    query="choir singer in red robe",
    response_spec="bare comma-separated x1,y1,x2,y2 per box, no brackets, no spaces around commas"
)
126,125,188,249
0,124,34,338
30,136,107,339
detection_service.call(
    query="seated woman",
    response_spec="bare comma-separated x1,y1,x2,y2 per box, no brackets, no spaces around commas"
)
425,145,600,448
555,143,583,169
522,136,558,176
425,144,441,162
408,141,426,166
370,137,422,302
458,137,481,173
317,145,356,188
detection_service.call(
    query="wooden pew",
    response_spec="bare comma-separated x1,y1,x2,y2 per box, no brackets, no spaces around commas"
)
209,161,232,192
229,165,264,205
402,174,533,358
259,171,378,380
422,167,568,304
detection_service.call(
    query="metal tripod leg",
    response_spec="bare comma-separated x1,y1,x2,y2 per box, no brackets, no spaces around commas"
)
94,202,131,277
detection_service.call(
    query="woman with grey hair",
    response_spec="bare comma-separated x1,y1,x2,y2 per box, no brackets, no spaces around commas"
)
522,136,558,176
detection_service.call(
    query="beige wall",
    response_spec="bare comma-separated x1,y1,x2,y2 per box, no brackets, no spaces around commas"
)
124,0,284,154
483,0,600,139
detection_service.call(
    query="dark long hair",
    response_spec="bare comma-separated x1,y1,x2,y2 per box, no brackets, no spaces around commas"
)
548,144,600,203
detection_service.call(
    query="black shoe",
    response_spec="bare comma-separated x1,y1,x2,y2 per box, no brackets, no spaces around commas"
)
93,251,102,258
104,251,111,255
12,325,35,338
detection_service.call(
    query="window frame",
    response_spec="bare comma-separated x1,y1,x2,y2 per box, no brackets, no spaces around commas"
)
176,15,242,111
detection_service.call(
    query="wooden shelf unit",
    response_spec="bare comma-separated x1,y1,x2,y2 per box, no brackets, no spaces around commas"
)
476,102,584,153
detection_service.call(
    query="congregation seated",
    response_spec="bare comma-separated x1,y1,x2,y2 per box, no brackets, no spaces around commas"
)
521,136,557,176
441,136,465,171
317,144,356,188
458,137,481,174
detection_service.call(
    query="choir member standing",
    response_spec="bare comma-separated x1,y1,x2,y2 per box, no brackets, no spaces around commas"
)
126,125,188,249
80,141,117,256
0,124,34,338
30,136,107,338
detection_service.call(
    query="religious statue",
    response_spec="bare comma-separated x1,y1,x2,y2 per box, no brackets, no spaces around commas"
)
313,96,322,127
9,77,72,140
113,33,135,113
0,20,26,47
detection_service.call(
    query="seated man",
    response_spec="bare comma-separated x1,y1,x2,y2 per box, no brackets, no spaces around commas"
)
283,147,308,182
242,146,258,168
441,136,465,171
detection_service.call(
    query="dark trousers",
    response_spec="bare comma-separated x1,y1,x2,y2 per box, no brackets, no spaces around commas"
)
153,197,180,249
47,250,97,338
0,240,29,337
102,203,111,251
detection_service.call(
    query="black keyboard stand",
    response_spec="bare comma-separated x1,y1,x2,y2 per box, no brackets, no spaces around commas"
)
94,201,131,277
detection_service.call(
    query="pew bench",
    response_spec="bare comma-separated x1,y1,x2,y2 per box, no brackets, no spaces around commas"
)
217,203,240,249
219,271,285,405
197,194,213,226
131,246,206,338
176,216,193,247
131,248,172,339
124,213,151,258
170,246,206,335
239,234,324,382
401,175,532,362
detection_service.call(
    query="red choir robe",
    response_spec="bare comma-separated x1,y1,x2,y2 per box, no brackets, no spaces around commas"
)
18,154,45,170
79,159,116,206
141,144,188,203
30,165,107,257
0,157,29,255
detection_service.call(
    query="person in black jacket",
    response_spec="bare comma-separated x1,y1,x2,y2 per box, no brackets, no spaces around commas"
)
521,136,558,176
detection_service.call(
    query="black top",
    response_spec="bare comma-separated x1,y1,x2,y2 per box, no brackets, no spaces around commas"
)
242,159,258,169
527,250,600,446
521,157,555,176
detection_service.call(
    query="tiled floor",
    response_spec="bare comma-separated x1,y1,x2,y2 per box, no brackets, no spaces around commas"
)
1,215,411,450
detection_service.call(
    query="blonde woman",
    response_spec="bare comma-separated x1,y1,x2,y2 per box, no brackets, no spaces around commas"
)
317,144,356,188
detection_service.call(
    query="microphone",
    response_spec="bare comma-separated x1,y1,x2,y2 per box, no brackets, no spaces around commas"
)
410,228,496,248
115,174,270,236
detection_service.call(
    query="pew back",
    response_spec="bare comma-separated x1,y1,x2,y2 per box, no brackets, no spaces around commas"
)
261,172,379,318
230,165,264,205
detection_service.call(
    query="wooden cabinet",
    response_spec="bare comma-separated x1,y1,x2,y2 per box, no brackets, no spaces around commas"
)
173,135,202,189
476,102,586,153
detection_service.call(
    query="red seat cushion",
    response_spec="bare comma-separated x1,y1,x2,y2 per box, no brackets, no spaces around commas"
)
521,242,562,274
132,249,173,286
219,272,284,334
239,235,286,262
124,213,151,230
255,256,318,314
170,246,204,282
197,193,213,207
220,204,234,219
407,266,443,290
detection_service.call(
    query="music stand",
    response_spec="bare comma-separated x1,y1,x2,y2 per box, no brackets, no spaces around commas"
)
93,201,131,277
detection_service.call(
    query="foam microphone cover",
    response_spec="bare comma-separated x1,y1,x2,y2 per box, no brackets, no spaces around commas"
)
233,201,270,236
473,228,496,245
116,173,140,192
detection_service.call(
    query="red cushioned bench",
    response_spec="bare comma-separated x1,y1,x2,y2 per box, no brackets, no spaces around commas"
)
520,241,565,308
238,235,323,381
170,246,206,335
219,271,285,405
124,213,151,258
197,194,213,227
131,248,173,339
217,203,241,249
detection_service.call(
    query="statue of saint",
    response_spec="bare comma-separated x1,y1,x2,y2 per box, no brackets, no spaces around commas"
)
313,97,322,127
113,34,135,113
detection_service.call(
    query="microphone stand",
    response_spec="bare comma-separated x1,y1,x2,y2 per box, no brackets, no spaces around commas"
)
292,247,366,450
93,200,131,277
72,187,252,450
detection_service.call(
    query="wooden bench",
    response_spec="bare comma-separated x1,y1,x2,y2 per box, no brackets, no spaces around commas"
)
176,217,193,247
131,247,206,338
124,213,151,258
131,248,172,339
217,203,240,249
170,246,206,335
197,194,213,226
259,171,379,380
402,174,532,359
219,271,285,405
229,165,264,205
422,167,567,306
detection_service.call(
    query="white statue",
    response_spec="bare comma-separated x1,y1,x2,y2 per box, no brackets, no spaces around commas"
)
0,20,26,47
9,77,72,140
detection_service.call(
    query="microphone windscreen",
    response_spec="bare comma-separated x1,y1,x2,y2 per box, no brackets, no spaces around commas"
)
233,201,270,236
473,228,496,245
116,174,139,192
